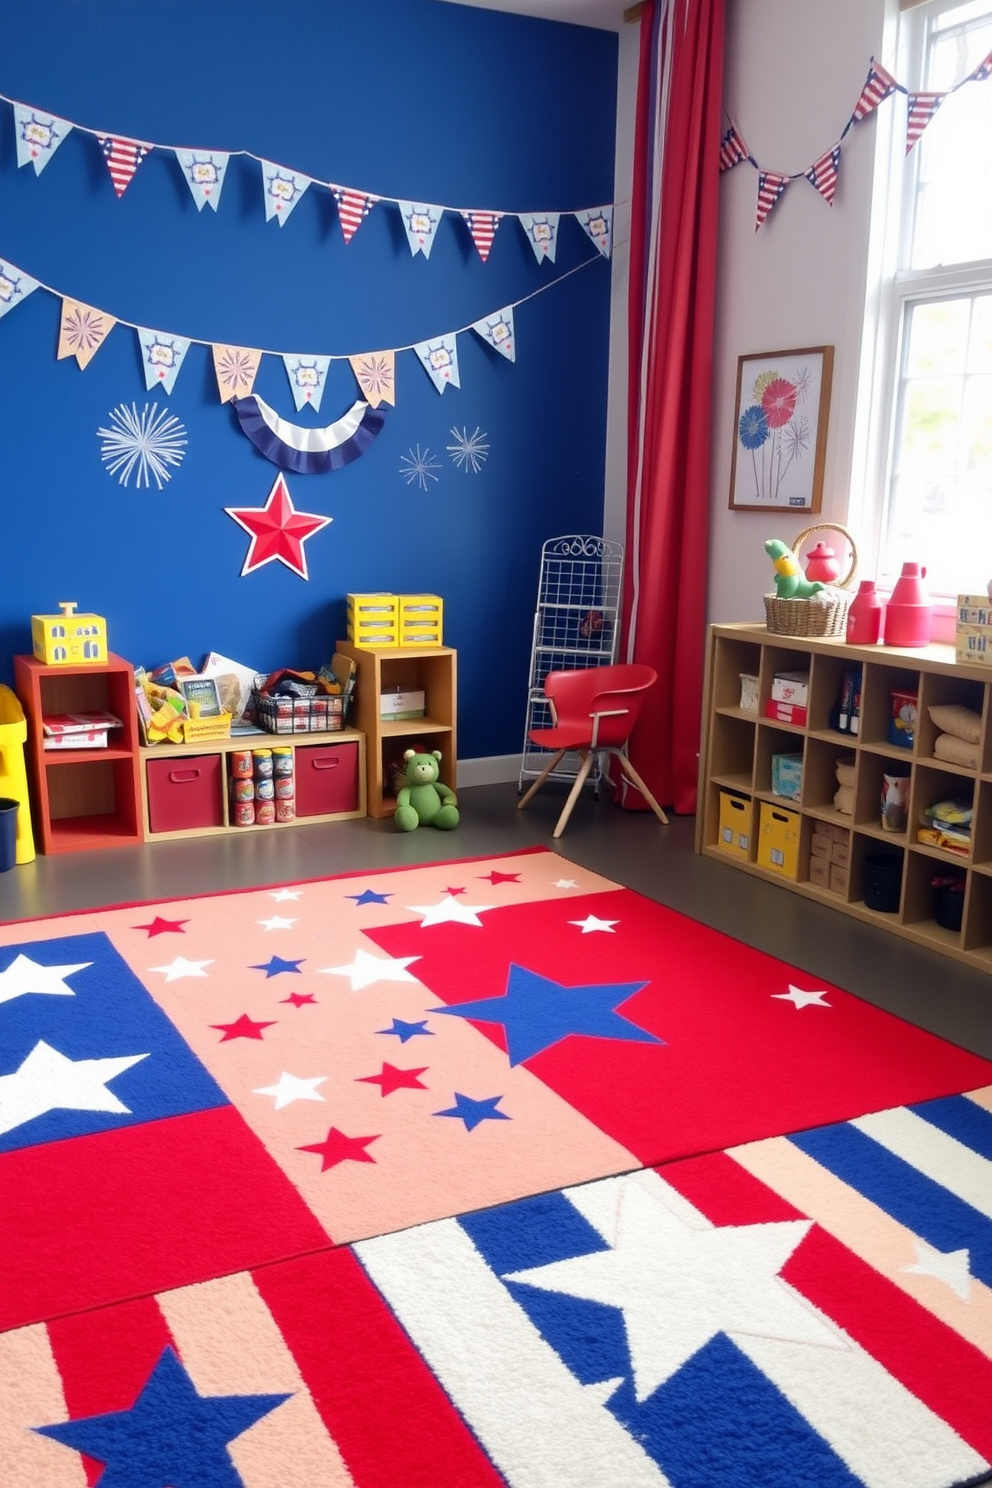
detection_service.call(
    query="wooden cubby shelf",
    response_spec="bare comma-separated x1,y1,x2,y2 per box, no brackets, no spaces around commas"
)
697,624,992,970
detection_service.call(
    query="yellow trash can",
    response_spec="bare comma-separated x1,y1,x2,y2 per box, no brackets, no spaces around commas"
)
0,684,36,865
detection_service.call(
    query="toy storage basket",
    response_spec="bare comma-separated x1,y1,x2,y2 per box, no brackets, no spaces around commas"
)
763,523,858,638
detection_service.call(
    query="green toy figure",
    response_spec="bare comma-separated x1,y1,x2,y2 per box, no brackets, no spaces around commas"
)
394,749,459,831
765,538,826,599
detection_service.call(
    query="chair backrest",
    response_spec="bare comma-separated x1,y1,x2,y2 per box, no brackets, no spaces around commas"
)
544,663,657,748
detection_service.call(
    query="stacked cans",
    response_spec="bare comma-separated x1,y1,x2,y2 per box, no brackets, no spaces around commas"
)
229,747,295,825
272,747,295,821
230,750,255,826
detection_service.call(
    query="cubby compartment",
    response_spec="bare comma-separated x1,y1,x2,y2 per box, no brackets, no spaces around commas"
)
758,645,812,723
708,712,756,792
973,781,992,870
710,636,763,715
807,651,857,736
851,835,905,918
962,870,992,961
755,724,805,799
901,851,966,950
858,662,921,753
916,670,987,772
851,751,913,844
803,736,857,821
911,762,975,864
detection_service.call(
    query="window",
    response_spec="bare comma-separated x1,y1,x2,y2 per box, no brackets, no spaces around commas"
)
875,0,992,598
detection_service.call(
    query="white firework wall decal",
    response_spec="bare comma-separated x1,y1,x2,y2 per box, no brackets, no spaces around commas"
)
97,402,187,490
447,426,489,474
399,444,441,491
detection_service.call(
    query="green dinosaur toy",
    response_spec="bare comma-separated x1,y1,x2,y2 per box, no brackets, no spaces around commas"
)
394,749,459,832
765,538,826,599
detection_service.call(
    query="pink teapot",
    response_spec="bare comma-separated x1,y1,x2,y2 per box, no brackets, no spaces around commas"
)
803,541,842,584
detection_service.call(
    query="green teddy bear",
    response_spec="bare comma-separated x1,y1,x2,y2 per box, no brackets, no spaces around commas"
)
394,749,459,832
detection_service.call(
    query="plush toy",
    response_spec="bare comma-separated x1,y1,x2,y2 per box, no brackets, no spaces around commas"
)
765,538,826,599
394,749,459,832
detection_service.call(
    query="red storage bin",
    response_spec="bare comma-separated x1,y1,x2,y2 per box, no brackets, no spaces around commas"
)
146,754,224,834
294,741,359,818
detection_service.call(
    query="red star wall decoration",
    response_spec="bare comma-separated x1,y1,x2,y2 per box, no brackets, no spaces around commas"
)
225,472,331,580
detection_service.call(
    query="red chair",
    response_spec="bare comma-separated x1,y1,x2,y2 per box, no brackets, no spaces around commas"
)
517,663,670,838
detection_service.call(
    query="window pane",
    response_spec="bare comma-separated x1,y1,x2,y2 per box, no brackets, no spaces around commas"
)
969,293,992,371
905,298,970,375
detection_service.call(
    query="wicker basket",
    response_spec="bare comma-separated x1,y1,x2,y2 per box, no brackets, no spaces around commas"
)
763,523,858,638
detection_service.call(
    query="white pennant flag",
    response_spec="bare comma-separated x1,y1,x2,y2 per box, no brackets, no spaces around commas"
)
0,259,40,320
472,307,515,362
175,150,230,211
519,213,560,264
260,160,310,224
137,329,191,394
283,354,332,413
575,206,613,258
413,334,461,394
14,105,72,175
397,201,444,259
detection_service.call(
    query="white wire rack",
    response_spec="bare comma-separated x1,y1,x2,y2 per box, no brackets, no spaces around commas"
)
518,534,624,792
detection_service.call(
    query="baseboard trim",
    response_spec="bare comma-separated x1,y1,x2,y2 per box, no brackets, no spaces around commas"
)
457,754,521,787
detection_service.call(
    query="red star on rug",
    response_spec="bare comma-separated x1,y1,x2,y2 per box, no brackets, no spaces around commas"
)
298,1127,380,1170
444,886,466,896
479,871,521,885
132,916,189,937
280,991,317,1008
210,1014,277,1042
355,1062,429,1096
225,472,332,580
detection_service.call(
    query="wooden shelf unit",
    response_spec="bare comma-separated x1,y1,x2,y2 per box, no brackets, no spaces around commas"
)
338,641,456,819
696,623,992,970
15,652,143,854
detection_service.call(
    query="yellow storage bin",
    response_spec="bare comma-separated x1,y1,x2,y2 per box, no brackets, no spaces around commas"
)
757,801,801,879
32,602,107,665
0,684,35,863
717,791,751,860
347,593,399,648
399,593,443,647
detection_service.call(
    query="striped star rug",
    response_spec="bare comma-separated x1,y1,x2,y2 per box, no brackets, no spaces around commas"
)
1,847,989,1487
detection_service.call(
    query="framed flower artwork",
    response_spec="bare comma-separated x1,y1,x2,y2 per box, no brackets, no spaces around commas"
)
728,346,833,511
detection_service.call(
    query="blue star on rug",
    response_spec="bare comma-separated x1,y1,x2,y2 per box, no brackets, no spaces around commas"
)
34,1346,290,1488
434,1092,510,1130
249,955,304,977
377,1017,434,1043
431,963,661,1065
346,889,393,906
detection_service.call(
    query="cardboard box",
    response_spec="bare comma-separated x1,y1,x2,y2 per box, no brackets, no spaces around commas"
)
771,670,809,706
717,791,751,859
771,752,803,800
825,822,849,843
955,596,992,666
757,801,801,879
830,840,851,868
32,604,107,666
380,688,426,721
763,699,808,728
810,832,832,860
829,862,849,895
808,856,831,888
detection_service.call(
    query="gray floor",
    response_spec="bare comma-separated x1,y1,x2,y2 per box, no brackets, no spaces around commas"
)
2,779,990,1062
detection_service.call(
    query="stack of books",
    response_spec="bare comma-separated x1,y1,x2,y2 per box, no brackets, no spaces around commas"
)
42,711,123,750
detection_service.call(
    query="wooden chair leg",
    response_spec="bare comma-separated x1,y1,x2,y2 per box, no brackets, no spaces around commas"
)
517,748,567,810
553,751,594,838
616,752,670,825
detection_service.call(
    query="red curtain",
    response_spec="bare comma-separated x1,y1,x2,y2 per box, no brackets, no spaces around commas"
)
620,0,725,815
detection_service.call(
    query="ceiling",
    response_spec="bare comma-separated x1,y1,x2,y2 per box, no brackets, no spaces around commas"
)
434,0,630,33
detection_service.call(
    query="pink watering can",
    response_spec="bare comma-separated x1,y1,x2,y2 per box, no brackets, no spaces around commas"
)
883,562,932,648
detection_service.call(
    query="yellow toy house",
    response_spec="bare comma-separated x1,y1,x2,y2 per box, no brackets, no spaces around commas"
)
31,601,108,665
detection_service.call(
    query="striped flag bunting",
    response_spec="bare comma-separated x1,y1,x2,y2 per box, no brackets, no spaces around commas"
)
98,135,149,198
719,123,750,172
905,92,946,153
850,59,900,125
755,171,790,230
333,188,377,244
805,146,841,206
461,210,502,262
969,48,992,82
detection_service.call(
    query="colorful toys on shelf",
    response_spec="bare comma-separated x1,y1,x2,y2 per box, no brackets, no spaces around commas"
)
31,601,107,665
803,541,842,584
764,539,826,599
393,749,459,832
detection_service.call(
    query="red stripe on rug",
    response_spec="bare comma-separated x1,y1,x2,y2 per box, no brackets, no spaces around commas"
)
253,1246,505,1488
0,1106,328,1330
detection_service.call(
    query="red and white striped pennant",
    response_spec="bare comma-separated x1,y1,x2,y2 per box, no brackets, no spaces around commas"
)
461,211,502,262
850,59,899,124
99,136,149,198
905,92,946,153
805,146,841,206
755,172,790,231
968,48,992,82
719,124,749,173
332,188,377,244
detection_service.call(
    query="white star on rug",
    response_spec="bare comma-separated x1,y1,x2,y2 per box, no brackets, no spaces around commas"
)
258,915,297,931
568,915,618,934
554,879,579,889
900,1238,972,1301
270,887,303,901
148,956,215,983
0,952,92,1005
253,1072,327,1110
773,984,831,1009
319,948,421,991
407,895,492,928
506,1176,841,1401
0,1040,149,1136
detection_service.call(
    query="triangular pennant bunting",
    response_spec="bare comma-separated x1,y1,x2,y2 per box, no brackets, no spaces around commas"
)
575,206,613,257
260,161,310,225
57,298,116,369
413,334,460,394
968,48,992,82
518,214,560,263
0,259,40,320
905,92,946,153
805,147,841,206
283,354,332,413
397,202,443,259
175,150,230,211
472,307,515,362
13,106,71,175
755,172,791,230
99,136,149,198
719,125,750,172
333,189,377,244
212,344,262,403
850,59,900,124
348,352,396,408
137,329,191,394
461,211,502,263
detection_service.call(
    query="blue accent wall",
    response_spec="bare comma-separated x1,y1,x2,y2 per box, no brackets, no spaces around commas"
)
0,0,617,759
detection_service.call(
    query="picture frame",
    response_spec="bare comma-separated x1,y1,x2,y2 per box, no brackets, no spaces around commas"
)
728,346,833,512
178,674,224,718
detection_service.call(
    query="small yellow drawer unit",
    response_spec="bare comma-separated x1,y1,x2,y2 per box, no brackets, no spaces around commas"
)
399,593,443,646
32,602,107,665
347,593,399,648
717,791,751,860
757,801,801,879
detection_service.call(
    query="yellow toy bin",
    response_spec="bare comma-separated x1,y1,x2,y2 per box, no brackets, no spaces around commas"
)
32,602,107,665
757,801,801,879
347,593,400,648
717,791,752,860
